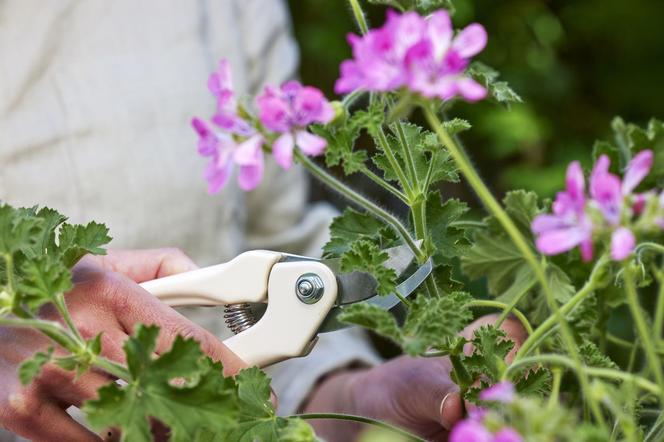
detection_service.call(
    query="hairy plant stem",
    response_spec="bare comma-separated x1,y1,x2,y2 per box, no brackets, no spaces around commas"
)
395,121,419,190
549,368,562,409
294,413,425,441
295,150,424,261
347,0,369,34
506,354,661,396
423,105,606,427
54,293,84,343
623,264,664,404
468,300,534,335
515,255,610,359
607,333,664,356
654,267,664,341
0,315,130,380
361,166,409,203
375,125,416,199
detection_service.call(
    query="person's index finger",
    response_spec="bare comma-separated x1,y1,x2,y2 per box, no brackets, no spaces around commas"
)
81,248,198,283
108,275,247,375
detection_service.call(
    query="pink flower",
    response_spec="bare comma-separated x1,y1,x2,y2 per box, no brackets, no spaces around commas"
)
192,60,267,193
623,150,654,195
335,9,487,102
494,428,524,442
450,419,493,442
479,381,515,403
257,81,334,169
192,118,264,193
207,60,253,136
532,161,594,261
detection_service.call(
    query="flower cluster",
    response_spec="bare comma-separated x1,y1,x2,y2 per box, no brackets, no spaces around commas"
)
335,9,488,101
532,150,661,261
192,61,333,193
450,382,523,442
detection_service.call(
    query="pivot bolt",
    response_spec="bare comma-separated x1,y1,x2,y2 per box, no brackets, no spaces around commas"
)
296,273,325,304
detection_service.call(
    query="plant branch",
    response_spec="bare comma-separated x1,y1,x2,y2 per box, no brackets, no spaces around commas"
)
295,150,424,261
374,125,415,199
395,121,419,191
361,166,409,203
294,413,425,442
468,300,534,335
347,0,369,34
506,354,661,396
623,264,664,404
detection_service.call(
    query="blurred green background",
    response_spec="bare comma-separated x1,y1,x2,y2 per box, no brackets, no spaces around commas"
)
287,0,664,199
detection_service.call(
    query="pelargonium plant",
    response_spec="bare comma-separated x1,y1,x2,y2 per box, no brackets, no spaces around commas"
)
2,0,664,441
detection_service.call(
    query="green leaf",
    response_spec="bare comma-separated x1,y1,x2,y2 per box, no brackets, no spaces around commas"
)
514,368,552,396
340,240,397,296
221,368,290,442
323,208,397,257
579,342,618,369
84,325,238,442
58,222,111,267
443,118,472,135
463,326,514,382
426,191,469,264
18,256,72,311
461,191,574,323
593,117,664,188
338,303,404,345
373,123,459,189
401,291,473,355
18,347,54,385
339,292,472,356
467,62,522,106
0,205,42,255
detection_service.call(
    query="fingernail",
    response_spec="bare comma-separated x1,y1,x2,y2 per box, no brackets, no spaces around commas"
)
439,393,452,429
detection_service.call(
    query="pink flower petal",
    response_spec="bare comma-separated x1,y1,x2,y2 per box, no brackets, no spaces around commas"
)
450,420,493,442
535,227,587,256
479,381,515,403
580,239,594,262
623,149,653,195
426,10,453,59
531,214,567,234
611,227,636,261
456,77,487,102
204,154,233,194
192,118,218,156
272,132,295,169
566,161,585,202
234,135,264,166
452,23,488,58
335,60,364,94
238,152,265,191
295,130,327,156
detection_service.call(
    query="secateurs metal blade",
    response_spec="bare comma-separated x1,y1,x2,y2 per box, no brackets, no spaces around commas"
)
140,245,433,368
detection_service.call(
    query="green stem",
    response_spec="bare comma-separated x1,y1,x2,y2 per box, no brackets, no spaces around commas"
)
449,220,486,229
347,0,369,34
623,264,664,404
295,150,424,261
395,122,419,191
607,333,664,356
361,166,409,204
341,90,365,110
548,368,562,409
0,315,131,380
423,106,606,427
516,255,609,359
506,354,661,396
654,268,664,341
375,125,415,198
54,293,84,343
294,413,425,442
468,300,534,335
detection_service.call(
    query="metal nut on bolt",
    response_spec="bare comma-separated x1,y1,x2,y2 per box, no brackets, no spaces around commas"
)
296,273,325,304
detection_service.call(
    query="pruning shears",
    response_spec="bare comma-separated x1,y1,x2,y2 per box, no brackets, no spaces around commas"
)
140,246,432,367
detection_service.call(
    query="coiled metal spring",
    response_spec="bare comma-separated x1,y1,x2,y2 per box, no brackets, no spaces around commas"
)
224,303,256,334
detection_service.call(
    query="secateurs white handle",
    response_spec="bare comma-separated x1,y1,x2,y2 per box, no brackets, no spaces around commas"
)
139,251,338,368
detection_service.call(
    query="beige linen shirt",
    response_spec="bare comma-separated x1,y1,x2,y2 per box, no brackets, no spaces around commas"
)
0,1,379,439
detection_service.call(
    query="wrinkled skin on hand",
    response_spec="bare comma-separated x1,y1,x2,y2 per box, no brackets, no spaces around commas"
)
0,249,246,442
304,314,527,442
